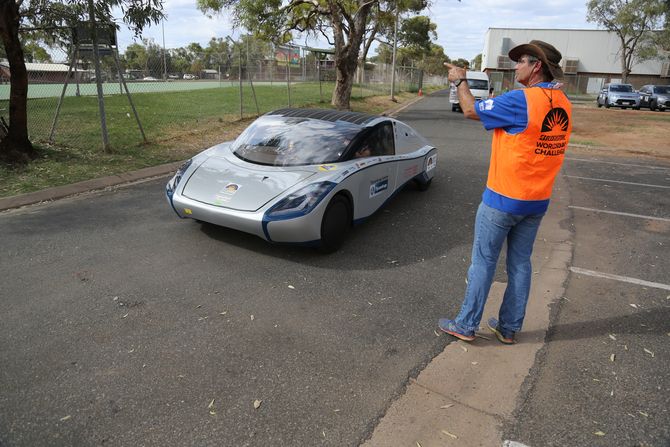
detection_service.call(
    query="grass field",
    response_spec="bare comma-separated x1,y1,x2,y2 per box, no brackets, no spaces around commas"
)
0,83,426,198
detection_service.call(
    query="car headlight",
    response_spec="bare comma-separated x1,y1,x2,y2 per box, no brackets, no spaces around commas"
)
167,159,193,194
265,181,336,220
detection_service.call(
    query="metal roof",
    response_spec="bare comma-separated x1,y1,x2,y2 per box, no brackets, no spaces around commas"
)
266,108,379,125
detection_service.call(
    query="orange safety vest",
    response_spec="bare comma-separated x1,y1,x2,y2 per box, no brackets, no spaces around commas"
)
485,86,572,213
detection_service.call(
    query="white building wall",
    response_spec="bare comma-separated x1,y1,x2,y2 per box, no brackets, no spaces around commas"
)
482,28,663,76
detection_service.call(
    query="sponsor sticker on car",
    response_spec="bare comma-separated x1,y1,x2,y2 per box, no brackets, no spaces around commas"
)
369,176,389,198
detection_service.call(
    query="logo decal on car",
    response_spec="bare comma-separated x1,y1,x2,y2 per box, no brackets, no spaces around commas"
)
318,164,337,171
369,176,389,198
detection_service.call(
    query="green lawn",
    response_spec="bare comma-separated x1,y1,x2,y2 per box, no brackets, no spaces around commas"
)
0,82,432,198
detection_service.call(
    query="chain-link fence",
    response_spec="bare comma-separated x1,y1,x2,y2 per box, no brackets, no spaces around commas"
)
0,39,435,152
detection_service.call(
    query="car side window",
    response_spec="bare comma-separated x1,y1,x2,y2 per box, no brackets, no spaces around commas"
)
352,123,395,159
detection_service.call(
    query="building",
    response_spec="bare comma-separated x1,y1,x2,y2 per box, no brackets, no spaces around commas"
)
482,28,669,94
0,60,80,84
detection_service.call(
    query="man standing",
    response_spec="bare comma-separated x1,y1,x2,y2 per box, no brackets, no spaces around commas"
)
439,40,572,344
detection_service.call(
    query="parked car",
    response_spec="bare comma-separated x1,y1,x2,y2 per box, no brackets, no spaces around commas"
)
165,108,437,252
183,74,198,80
596,83,640,109
167,74,180,80
637,84,670,111
142,76,158,81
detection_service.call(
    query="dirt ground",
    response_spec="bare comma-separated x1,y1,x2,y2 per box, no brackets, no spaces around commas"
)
570,103,670,161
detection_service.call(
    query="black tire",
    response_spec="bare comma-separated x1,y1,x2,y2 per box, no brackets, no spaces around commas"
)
605,99,611,109
650,100,657,111
633,106,640,110
597,101,602,108
415,177,432,191
451,104,457,112
319,195,351,253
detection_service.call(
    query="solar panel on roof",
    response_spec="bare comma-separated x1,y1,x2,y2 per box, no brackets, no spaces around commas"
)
266,108,377,125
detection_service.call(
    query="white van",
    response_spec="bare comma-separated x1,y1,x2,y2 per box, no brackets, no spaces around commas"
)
449,71,490,112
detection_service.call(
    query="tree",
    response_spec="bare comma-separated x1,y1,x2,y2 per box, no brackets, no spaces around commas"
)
587,0,667,83
0,0,164,165
471,53,482,71
197,0,424,110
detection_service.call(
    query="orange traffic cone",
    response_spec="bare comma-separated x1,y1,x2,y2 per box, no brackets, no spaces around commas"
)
418,88,423,97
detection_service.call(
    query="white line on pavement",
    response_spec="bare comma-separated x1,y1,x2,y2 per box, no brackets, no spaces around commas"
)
565,157,670,170
565,175,670,189
569,205,670,222
569,267,670,291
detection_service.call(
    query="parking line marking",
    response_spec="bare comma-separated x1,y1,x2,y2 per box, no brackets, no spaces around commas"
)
570,267,670,291
565,175,670,189
568,206,670,222
565,157,670,170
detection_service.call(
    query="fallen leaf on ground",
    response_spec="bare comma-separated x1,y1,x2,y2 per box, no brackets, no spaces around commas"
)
250,315,255,321
59,415,71,421
629,303,638,309
288,285,295,289
441,429,458,439
440,404,454,409
644,348,655,357
459,344,468,352
594,431,606,436
208,399,215,409
608,334,616,341
253,399,262,409
638,411,649,417
434,330,440,337
610,354,615,362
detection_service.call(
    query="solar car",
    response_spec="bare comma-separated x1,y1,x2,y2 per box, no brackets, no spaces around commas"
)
166,108,437,252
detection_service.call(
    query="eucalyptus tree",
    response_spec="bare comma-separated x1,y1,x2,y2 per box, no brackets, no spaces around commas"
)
587,0,667,82
197,0,438,110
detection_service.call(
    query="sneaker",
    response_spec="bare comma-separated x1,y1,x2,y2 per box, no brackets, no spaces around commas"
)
438,318,475,342
487,318,516,344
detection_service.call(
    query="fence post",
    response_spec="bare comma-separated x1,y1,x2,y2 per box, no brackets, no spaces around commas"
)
87,0,110,152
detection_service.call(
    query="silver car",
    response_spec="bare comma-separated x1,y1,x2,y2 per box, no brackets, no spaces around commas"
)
166,108,437,252
638,84,670,111
596,83,640,109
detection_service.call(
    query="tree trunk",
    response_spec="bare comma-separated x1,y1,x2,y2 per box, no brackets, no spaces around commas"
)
330,0,374,110
0,0,37,164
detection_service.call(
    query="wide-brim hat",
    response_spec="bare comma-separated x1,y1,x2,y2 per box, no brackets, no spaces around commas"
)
508,40,564,80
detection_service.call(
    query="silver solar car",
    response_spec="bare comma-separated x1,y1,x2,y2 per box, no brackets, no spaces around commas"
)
166,108,437,252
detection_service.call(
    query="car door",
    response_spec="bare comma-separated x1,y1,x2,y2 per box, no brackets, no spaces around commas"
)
352,123,397,219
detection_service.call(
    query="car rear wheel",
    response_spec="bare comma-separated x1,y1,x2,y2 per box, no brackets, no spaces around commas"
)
415,178,432,191
319,195,351,253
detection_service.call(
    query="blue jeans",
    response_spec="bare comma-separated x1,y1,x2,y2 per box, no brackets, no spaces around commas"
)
454,202,544,334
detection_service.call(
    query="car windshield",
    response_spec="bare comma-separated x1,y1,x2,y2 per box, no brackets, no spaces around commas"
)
232,115,361,166
467,79,488,90
653,86,670,94
610,84,633,92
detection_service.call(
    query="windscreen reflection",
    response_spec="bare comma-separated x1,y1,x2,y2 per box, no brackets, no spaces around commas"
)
232,115,362,166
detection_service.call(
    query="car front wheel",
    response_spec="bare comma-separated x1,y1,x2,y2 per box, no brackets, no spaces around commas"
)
605,99,611,108
319,195,351,253
650,100,657,111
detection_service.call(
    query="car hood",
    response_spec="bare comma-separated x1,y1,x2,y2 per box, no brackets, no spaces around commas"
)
182,156,316,211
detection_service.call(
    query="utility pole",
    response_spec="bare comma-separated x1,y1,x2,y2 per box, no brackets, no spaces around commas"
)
390,1,399,102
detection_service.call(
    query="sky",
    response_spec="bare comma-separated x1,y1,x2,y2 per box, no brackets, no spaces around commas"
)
114,0,602,61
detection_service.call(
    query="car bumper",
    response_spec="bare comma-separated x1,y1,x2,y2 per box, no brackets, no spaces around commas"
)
167,190,327,244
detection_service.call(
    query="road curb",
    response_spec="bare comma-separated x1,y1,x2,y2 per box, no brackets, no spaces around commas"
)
361,174,574,447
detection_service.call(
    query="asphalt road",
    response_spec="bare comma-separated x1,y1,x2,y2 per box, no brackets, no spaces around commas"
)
1,91,490,446
2,92,668,447
506,153,670,446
